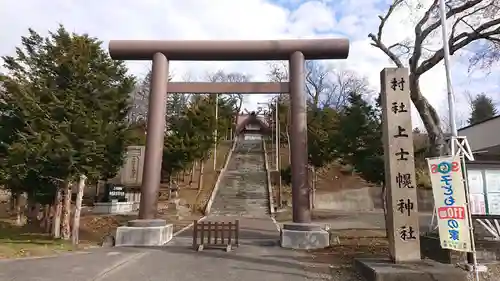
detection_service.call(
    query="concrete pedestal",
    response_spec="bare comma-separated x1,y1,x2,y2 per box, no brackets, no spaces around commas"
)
280,223,329,250
115,219,173,247
93,202,135,214
354,258,467,281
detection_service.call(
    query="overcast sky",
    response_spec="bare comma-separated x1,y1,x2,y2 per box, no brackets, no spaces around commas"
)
1,0,498,129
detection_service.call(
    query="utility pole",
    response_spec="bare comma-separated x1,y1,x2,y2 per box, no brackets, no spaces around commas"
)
213,94,218,170
270,109,274,166
437,1,478,279
258,102,275,168
275,98,279,171
259,99,282,208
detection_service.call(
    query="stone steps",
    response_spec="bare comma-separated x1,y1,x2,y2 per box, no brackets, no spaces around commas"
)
210,138,270,217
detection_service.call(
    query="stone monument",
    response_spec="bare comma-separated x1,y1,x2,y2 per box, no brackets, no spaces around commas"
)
93,183,134,214
120,146,145,186
354,68,467,281
381,67,421,262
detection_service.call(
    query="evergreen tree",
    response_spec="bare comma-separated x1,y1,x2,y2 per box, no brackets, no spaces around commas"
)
468,93,497,125
333,92,384,184
307,107,338,170
0,25,134,237
161,94,236,183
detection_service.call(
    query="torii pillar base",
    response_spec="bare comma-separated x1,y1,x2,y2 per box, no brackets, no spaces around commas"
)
280,223,329,250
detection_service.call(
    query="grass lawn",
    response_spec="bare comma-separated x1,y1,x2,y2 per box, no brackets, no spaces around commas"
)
0,218,88,259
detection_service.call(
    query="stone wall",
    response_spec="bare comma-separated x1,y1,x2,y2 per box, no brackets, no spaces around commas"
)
314,186,434,212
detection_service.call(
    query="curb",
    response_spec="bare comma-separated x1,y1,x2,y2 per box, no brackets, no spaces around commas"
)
172,216,207,237
204,139,238,215
271,216,281,231
262,138,275,216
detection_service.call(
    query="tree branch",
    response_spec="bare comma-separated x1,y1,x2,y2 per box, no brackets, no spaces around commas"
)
368,0,405,68
419,0,483,42
411,0,439,72
417,17,500,75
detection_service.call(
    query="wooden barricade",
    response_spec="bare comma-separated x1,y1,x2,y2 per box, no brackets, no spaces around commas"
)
192,220,239,252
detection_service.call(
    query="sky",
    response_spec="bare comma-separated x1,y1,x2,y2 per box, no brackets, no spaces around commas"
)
0,0,498,129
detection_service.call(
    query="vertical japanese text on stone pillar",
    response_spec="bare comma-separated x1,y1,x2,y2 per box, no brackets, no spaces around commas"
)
381,68,420,263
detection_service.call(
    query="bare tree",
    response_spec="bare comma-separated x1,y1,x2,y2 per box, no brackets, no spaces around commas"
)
326,70,373,110
369,0,500,156
470,41,500,70
206,70,249,113
127,72,150,124
268,61,370,109
305,61,332,107
267,61,289,83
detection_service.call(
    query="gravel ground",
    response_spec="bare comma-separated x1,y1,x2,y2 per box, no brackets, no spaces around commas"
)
305,232,388,281
306,230,500,281
466,263,500,281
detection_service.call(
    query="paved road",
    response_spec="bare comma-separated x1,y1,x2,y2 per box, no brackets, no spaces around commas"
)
1,211,433,281
99,237,330,281
0,247,146,281
0,216,332,281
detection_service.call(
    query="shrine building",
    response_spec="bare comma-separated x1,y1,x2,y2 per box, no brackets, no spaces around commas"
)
235,111,271,140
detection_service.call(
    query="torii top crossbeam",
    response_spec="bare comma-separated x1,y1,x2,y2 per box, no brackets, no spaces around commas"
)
108,38,349,61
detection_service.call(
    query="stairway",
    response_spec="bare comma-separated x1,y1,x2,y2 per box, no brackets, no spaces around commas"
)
210,136,270,217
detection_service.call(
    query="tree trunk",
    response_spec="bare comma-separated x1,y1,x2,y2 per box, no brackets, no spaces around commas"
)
52,188,63,238
409,75,446,156
197,160,205,190
168,175,172,199
95,182,101,203
286,130,291,165
15,192,23,226
312,167,317,209
61,181,72,240
72,175,86,245
43,204,51,233
382,184,388,238
25,195,36,224
190,163,196,185
381,184,387,217
9,190,16,211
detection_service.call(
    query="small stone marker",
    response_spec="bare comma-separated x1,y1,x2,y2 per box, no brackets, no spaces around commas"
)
380,68,420,263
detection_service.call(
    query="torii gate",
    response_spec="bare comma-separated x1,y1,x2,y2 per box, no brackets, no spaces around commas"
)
108,38,349,228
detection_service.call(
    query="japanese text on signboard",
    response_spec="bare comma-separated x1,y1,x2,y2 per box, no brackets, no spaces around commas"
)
389,76,418,242
427,157,471,252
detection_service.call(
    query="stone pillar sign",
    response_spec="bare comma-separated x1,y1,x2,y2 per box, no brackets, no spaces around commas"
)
380,68,420,263
120,146,145,186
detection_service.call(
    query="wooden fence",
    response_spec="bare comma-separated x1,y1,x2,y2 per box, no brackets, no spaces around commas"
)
192,220,239,252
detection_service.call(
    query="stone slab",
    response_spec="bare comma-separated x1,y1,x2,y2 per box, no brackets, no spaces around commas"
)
280,224,329,250
283,223,323,231
93,201,134,214
128,219,167,227
354,258,467,281
115,223,173,246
